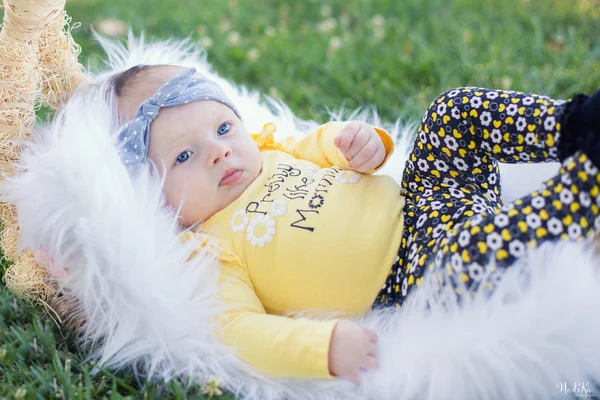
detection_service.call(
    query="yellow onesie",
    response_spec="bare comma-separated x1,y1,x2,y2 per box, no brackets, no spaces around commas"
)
190,121,405,379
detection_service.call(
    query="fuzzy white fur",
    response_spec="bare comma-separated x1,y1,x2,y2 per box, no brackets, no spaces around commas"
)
4,33,600,399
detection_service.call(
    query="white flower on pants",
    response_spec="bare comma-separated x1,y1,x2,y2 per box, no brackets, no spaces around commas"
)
458,230,471,247
494,213,509,228
508,240,525,257
453,158,469,171
432,224,447,238
526,213,542,229
579,191,591,208
472,194,486,205
544,116,556,131
490,129,502,143
442,177,458,188
436,102,447,116
434,159,449,172
506,103,518,116
480,111,492,126
561,173,573,185
516,117,527,132
501,202,515,212
416,214,428,228
486,232,503,251
522,96,534,105
408,243,418,260
451,253,464,273
417,159,430,172
269,200,287,217
468,263,484,282
559,189,574,204
531,196,545,209
470,214,484,226
486,189,497,202
409,259,418,273
525,132,536,145
246,215,276,247
568,223,582,239
230,210,248,232
490,270,503,284
449,187,465,198
444,136,458,151
429,132,441,147
431,201,444,210
470,96,482,109
335,170,361,183
451,106,461,119
547,217,563,235
583,159,597,176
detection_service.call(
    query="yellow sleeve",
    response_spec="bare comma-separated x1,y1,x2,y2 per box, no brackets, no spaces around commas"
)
217,260,339,379
285,121,395,174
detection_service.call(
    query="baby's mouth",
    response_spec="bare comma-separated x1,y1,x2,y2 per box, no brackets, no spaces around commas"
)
220,168,243,187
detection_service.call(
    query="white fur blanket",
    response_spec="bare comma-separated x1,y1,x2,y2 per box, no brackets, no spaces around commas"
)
4,34,600,400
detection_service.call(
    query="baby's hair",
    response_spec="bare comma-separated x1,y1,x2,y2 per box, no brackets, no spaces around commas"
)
109,64,178,122
110,64,151,97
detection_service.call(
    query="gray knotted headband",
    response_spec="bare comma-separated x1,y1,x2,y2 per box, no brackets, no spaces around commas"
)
116,67,241,167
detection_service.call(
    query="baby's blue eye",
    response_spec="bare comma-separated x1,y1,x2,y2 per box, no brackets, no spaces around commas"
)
176,151,191,164
217,123,230,136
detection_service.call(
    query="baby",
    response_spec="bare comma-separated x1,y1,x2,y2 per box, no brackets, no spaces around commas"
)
111,64,600,382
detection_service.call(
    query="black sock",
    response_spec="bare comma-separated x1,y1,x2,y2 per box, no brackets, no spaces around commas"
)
559,89,600,166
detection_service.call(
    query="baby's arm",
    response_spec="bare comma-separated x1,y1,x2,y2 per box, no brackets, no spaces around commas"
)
285,121,395,173
217,261,378,380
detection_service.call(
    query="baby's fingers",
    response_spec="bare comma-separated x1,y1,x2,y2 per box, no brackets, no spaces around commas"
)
363,328,378,343
336,123,368,159
351,142,385,172
347,137,375,169
364,355,379,370
366,340,378,357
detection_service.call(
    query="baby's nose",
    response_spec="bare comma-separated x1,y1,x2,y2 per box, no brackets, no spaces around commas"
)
208,143,231,166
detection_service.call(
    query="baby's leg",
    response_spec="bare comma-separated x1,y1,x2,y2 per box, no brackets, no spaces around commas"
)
402,87,570,205
375,151,600,308
428,151,600,303
374,87,595,308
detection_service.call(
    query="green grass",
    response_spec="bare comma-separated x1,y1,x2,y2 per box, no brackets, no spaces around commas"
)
1,0,599,398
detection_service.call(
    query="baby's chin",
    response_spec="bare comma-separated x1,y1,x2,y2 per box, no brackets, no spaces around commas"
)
180,176,257,228
224,168,258,205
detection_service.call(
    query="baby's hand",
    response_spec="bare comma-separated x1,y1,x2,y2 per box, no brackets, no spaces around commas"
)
334,121,386,173
328,320,378,383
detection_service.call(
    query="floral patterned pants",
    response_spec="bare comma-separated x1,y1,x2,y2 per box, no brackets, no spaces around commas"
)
373,87,600,308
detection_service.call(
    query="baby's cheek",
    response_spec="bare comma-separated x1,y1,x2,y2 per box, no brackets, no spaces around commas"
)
163,180,188,216
249,145,262,175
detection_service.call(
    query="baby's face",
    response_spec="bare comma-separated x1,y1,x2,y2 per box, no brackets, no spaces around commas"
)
119,67,262,226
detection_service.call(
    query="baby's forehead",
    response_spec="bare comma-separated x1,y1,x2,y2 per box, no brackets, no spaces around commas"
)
117,65,206,121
